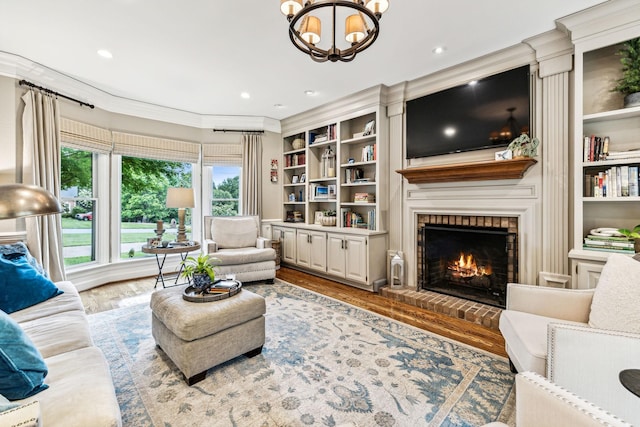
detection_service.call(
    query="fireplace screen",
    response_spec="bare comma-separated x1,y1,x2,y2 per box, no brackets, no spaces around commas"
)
419,224,516,308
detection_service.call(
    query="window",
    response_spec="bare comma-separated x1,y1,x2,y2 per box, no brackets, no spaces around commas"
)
211,164,241,216
60,147,96,266
120,157,193,259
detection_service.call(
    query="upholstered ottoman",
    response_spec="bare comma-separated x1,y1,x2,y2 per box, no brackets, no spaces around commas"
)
150,285,266,385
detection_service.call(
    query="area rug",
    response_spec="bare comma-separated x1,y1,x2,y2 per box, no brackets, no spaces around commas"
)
88,280,515,427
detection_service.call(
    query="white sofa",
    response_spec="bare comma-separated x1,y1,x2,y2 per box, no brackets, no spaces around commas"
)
3,280,121,426
498,253,640,425
203,215,276,283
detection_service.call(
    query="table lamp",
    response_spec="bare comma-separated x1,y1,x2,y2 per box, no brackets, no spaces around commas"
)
0,184,63,219
166,187,194,242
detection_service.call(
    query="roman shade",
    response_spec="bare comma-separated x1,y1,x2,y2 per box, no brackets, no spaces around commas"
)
202,143,242,166
112,132,200,163
60,118,112,154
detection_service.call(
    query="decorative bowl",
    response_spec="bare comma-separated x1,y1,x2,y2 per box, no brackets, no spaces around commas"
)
292,138,305,150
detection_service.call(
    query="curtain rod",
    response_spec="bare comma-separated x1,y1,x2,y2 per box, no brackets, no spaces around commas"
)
19,80,95,109
212,129,264,134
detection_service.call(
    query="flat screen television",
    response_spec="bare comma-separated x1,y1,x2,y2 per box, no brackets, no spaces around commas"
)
406,65,531,159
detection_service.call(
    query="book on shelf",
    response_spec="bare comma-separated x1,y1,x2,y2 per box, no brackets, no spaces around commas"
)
582,245,634,254
582,135,640,162
583,238,634,249
584,164,639,198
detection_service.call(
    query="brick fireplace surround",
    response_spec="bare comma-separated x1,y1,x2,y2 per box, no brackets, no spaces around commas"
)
381,214,519,331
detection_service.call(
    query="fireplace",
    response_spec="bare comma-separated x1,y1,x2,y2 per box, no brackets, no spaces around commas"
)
418,221,517,308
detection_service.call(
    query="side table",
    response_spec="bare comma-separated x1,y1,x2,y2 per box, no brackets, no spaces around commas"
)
142,242,201,288
619,369,640,398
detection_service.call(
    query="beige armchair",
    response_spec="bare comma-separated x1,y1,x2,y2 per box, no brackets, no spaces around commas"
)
203,216,275,284
483,372,632,427
498,253,640,425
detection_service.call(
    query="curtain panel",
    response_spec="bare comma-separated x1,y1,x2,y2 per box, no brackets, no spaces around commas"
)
21,91,66,281
112,132,200,163
241,134,262,216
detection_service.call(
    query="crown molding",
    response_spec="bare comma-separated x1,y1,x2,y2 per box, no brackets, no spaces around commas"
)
280,85,388,136
0,51,281,133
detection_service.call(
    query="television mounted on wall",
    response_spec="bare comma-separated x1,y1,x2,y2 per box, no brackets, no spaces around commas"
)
405,65,531,159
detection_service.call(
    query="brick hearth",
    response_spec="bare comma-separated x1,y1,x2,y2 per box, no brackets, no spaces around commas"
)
380,287,502,331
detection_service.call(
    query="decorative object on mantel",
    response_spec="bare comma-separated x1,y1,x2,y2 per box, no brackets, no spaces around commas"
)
507,134,540,159
396,158,537,184
612,37,640,108
279,0,389,63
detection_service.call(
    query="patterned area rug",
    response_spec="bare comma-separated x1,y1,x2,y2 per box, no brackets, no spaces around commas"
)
88,280,515,426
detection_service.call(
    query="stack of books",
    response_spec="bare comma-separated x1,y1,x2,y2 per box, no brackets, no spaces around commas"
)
583,233,634,253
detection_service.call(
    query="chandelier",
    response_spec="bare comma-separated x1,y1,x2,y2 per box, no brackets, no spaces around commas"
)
280,0,390,63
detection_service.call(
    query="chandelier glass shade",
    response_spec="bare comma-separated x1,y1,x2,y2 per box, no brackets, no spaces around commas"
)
280,0,389,63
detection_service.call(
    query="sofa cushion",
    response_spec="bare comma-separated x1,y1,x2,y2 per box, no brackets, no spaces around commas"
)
0,255,62,314
499,310,586,375
0,310,48,400
589,253,640,334
19,311,93,358
9,282,83,324
214,247,276,265
210,216,257,248
15,347,122,427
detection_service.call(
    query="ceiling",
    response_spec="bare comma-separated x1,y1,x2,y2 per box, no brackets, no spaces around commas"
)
0,1,607,124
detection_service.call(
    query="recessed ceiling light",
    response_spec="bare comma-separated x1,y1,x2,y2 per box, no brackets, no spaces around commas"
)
468,80,478,86
304,90,316,96
432,46,446,55
240,92,251,99
97,49,113,59
274,104,284,109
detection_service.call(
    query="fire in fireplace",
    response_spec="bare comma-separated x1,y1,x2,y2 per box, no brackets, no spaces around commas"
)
419,224,517,307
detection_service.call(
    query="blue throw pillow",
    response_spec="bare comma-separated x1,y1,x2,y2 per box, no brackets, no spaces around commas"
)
0,310,49,400
0,254,63,314
0,243,47,278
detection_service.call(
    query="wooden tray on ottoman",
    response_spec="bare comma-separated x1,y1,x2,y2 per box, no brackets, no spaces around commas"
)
182,280,242,302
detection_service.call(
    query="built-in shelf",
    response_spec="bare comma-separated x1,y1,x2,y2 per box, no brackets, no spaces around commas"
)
396,158,537,184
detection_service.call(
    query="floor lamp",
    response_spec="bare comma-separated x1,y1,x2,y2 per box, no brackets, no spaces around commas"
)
166,187,194,243
0,184,63,220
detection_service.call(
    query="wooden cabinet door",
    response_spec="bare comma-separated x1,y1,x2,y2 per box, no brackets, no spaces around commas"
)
344,235,367,284
327,234,346,277
296,230,311,268
281,228,297,264
576,260,603,289
309,231,327,272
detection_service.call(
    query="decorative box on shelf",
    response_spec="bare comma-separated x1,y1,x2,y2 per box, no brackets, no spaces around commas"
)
354,192,375,203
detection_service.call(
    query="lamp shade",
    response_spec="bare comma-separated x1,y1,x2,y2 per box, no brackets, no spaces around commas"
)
0,184,63,220
345,14,366,43
300,15,321,44
166,187,195,208
365,0,389,15
280,0,303,17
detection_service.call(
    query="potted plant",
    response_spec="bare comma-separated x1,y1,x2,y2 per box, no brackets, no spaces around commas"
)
507,134,540,159
180,252,218,288
618,224,640,253
612,37,640,108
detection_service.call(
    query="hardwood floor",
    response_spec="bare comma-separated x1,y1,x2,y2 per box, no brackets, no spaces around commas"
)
79,267,506,358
